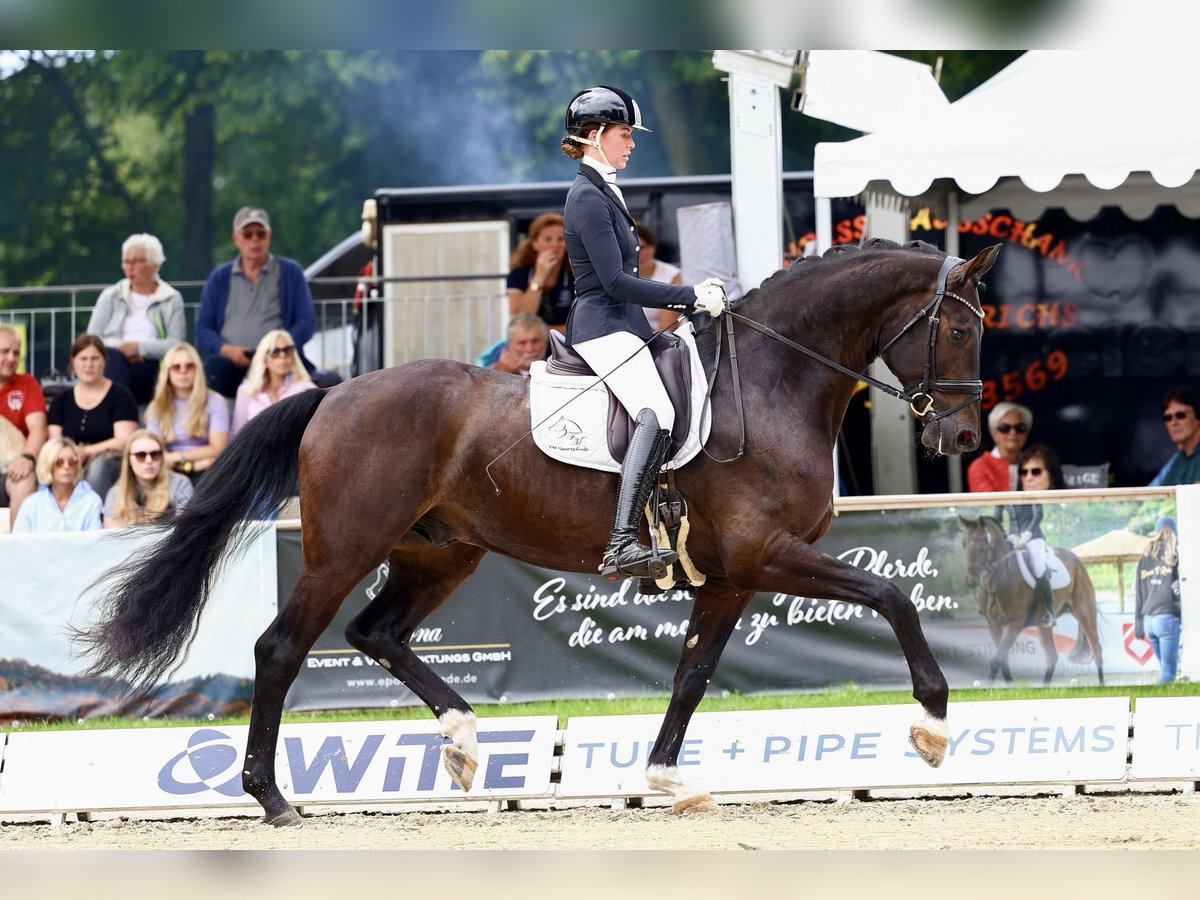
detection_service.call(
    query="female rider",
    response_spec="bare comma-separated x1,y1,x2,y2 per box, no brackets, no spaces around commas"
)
560,85,726,581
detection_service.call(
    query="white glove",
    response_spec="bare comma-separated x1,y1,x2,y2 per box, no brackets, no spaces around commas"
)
1020,530,1032,545
692,279,727,317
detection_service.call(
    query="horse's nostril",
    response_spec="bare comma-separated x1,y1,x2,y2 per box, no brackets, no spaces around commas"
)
957,430,976,450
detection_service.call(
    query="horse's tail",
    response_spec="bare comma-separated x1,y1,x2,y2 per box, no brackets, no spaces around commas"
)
1064,549,1099,664
74,388,330,695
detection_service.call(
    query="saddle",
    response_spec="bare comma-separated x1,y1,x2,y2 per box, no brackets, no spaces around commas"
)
544,330,693,464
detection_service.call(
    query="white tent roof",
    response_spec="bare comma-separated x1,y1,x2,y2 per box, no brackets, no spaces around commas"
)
814,51,1200,220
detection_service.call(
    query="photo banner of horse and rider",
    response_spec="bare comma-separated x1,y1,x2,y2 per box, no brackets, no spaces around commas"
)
283,489,1186,710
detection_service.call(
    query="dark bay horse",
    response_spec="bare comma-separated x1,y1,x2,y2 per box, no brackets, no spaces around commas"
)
959,514,1104,685
77,240,1000,826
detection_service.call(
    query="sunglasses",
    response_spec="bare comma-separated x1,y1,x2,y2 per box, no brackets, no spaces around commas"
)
267,345,296,358
995,422,1028,434
240,227,269,240
54,457,79,468
131,449,164,463
1019,466,1044,477
1163,410,1192,423
170,362,197,373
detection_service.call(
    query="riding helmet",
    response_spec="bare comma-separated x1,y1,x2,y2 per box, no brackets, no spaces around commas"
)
564,85,651,137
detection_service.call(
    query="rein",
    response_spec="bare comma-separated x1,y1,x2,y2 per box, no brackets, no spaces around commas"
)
720,254,985,424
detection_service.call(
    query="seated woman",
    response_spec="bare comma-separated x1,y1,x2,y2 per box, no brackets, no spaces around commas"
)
103,429,195,527
506,212,575,333
12,436,103,533
144,342,230,481
47,334,139,500
231,329,317,437
86,233,186,404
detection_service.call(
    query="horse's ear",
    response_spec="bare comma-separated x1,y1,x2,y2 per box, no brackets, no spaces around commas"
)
948,244,1002,289
958,514,976,527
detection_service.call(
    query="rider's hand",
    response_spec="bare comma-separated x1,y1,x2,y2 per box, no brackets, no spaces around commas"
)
1019,530,1032,545
693,279,727,317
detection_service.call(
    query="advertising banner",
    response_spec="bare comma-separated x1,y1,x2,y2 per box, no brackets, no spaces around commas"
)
0,716,557,813
1129,697,1200,780
0,527,276,719
557,698,1131,797
284,489,1185,710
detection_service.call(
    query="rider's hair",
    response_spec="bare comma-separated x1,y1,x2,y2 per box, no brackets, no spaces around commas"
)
560,123,599,160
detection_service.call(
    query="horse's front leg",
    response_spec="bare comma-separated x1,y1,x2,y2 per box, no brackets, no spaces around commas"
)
646,582,752,815
748,535,951,767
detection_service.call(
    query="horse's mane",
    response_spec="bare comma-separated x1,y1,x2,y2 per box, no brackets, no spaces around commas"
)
729,238,944,312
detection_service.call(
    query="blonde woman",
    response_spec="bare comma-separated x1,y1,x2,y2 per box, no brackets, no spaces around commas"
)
1134,516,1181,683
231,329,316,437
103,429,194,527
145,342,230,478
12,437,103,533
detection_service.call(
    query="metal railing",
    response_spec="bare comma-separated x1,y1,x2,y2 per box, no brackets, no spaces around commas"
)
0,273,509,379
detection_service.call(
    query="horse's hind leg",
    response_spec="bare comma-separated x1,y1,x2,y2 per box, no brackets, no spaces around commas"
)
244,566,372,826
344,540,486,792
646,583,752,814
1035,621,1059,686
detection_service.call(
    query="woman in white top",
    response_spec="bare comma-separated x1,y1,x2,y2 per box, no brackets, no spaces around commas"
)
636,222,684,332
86,233,187,404
12,436,103,533
231,329,317,437
144,342,230,479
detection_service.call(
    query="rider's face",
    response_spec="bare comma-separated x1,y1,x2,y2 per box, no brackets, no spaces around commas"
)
597,124,634,169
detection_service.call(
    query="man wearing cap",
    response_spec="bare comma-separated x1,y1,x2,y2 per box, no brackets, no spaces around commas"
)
196,207,316,397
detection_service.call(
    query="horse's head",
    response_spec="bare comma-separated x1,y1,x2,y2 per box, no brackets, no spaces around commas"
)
959,513,1004,588
881,244,1001,457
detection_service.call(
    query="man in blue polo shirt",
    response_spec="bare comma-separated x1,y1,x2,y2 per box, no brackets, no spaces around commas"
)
1149,386,1200,486
196,206,316,397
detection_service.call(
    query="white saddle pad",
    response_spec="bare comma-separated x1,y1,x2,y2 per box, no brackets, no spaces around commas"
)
528,322,712,474
1015,547,1071,591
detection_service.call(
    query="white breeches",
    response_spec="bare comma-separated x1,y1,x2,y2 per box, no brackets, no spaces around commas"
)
573,331,675,432
1026,537,1047,578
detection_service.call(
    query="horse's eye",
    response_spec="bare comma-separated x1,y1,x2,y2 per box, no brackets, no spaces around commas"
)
949,328,967,343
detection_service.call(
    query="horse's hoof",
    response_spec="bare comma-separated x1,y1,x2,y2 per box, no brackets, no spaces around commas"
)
909,719,949,768
443,745,478,792
262,807,303,827
673,793,719,815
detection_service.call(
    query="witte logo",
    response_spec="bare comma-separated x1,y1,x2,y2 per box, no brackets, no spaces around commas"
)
158,728,246,797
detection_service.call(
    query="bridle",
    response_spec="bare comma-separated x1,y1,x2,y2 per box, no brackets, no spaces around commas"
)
727,253,985,423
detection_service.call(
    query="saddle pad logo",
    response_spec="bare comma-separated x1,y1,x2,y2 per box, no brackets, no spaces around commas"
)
547,416,588,452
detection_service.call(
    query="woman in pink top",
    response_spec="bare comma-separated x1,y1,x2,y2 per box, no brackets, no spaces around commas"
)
231,329,316,437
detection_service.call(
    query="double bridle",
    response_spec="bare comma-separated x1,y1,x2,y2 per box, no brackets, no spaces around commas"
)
727,254,985,423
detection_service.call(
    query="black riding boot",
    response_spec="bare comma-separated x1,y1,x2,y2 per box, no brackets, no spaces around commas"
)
1035,572,1055,628
600,408,679,581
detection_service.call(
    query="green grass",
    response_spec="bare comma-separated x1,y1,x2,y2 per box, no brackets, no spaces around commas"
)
9,680,1195,732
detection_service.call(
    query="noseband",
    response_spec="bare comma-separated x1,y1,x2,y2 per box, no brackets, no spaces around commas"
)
727,254,984,424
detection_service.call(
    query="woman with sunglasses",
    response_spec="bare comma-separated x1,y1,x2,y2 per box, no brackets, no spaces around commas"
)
231,329,315,437
144,342,230,481
103,429,195,527
11,436,103,533
1002,443,1064,627
967,401,1033,492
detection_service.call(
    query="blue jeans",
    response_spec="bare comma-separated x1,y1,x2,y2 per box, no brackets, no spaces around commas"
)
1145,613,1181,684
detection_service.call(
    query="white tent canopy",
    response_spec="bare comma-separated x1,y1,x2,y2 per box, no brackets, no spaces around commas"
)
814,50,1200,221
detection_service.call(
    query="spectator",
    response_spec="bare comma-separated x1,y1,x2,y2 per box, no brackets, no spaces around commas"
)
103,429,194,528
636,223,684,332
1134,515,1181,684
476,313,550,375
196,206,316,398
12,436,103,533
506,212,575,333
0,325,48,529
968,402,1032,492
48,335,138,500
85,233,186,404
1149,386,1200,486
144,342,229,481
231,329,317,437
1003,443,1064,627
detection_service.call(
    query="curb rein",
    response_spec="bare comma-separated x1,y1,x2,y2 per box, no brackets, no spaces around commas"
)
699,255,986,462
